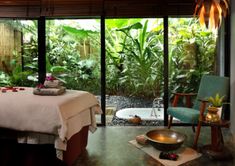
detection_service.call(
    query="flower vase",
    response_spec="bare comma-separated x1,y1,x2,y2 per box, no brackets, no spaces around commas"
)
206,107,220,123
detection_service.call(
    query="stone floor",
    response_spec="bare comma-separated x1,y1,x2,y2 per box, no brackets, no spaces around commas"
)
74,126,235,166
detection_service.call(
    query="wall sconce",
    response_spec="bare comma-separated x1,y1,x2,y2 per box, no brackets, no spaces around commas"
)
194,0,229,30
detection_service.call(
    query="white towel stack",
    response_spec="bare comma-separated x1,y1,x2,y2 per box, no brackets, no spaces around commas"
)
33,78,66,96
44,80,63,88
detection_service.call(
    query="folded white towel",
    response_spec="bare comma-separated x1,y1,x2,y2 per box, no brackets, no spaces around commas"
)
33,86,66,96
44,80,63,88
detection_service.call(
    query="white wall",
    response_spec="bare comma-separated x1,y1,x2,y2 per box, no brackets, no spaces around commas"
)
230,0,235,141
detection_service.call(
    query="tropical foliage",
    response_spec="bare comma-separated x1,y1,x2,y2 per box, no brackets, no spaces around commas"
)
0,20,38,87
48,20,101,93
105,19,164,98
169,18,217,94
0,18,217,99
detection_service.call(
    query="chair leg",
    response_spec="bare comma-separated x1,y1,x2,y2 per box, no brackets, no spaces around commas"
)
193,121,202,149
168,116,173,129
192,125,195,133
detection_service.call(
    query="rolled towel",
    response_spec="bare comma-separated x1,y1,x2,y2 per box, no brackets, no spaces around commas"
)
135,135,147,145
44,80,63,88
33,86,66,96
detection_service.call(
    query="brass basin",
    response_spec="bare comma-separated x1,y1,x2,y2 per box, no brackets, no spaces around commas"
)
145,129,186,151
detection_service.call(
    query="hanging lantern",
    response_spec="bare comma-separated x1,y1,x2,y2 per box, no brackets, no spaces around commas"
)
194,0,229,30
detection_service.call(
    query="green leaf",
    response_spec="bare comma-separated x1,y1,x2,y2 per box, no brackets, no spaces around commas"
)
50,66,68,73
116,22,143,32
63,26,97,38
208,93,225,107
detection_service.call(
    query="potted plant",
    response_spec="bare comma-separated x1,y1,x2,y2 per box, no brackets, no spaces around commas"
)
206,93,225,122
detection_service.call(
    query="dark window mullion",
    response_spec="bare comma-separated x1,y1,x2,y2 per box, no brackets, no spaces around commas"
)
100,15,106,126
38,16,46,84
163,16,169,126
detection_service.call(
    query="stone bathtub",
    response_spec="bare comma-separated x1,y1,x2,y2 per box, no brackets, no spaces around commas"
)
115,107,164,121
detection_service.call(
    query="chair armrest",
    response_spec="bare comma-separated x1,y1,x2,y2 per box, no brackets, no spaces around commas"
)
172,92,197,96
197,98,209,102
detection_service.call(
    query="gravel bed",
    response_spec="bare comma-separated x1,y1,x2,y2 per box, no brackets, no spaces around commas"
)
108,116,164,126
98,95,153,110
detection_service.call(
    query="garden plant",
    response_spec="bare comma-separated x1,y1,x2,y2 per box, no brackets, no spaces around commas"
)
0,18,217,100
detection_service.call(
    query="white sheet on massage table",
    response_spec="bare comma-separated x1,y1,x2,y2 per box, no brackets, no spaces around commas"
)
17,107,96,151
0,87,102,150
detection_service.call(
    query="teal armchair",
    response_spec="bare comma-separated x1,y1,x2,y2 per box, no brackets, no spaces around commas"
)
167,75,229,148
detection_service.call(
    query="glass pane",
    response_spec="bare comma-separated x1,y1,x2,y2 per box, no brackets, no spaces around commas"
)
105,18,164,126
46,19,101,123
168,18,218,123
0,20,38,87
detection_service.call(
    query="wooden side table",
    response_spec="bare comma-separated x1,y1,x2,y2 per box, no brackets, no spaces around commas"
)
200,120,232,160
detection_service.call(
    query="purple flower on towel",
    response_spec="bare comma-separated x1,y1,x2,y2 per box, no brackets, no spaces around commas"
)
45,76,57,81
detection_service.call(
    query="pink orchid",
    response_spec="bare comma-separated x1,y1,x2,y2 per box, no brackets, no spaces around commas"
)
36,83,45,89
45,76,57,81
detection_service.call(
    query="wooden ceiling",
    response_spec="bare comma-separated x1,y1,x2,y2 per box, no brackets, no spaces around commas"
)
0,0,195,18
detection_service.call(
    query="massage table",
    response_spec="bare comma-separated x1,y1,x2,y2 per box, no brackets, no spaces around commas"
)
0,87,102,166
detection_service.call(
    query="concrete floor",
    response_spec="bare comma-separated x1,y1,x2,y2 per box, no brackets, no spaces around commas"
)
74,126,235,166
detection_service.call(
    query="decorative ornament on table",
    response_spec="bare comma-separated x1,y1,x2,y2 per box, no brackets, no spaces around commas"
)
36,83,45,91
45,75,57,81
206,93,225,122
33,75,66,96
194,0,229,30
44,75,63,88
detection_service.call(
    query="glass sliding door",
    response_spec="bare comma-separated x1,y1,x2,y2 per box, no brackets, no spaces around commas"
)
0,19,38,87
105,18,164,126
46,19,102,123
168,18,219,124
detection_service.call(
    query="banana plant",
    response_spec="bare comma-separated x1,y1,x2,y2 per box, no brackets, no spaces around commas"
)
115,20,164,97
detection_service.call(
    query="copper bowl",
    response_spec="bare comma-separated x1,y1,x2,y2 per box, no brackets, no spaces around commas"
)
145,129,186,151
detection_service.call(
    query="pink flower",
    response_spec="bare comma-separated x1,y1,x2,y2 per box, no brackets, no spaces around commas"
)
45,76,57,81
36,83,45,89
